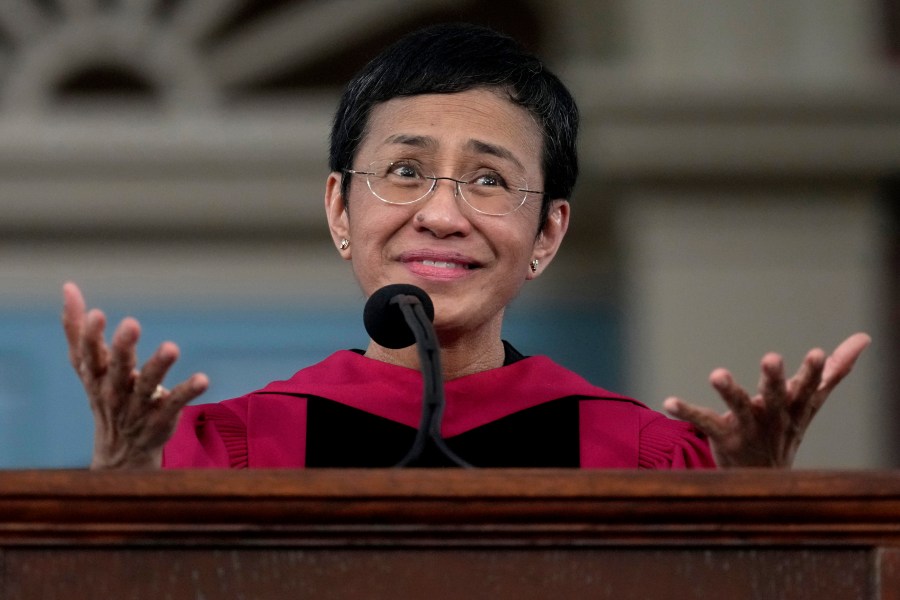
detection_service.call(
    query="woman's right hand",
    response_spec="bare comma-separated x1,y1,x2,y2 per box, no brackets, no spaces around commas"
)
62,282,208,469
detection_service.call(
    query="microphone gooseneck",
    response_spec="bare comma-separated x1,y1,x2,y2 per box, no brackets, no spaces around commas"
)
363,284,471,468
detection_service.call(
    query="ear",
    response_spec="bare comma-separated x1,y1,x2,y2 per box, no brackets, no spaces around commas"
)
527,199,570,280
325,172,351,260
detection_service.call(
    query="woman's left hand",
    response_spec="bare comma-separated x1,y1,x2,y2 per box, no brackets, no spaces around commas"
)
663,333,871,468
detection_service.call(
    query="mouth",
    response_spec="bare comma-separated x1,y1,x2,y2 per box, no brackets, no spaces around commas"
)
399,251,482,279
418,259,474,270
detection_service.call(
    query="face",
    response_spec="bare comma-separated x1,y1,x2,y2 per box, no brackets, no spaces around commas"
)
326,88,569,342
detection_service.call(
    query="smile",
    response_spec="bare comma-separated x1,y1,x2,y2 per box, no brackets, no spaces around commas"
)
419,260,471,270
400,251,480,280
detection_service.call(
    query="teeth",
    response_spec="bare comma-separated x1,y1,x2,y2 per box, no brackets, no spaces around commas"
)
421,259,466,269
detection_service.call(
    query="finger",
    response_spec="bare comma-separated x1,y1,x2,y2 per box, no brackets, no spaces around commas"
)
757,353,787,414
108,317,141,395
61,281,87,368
709,368,754,420
663,397,729,439
820,332,872,391
163,373,209,416
80,309,109,379
133,341,180,398
786,347,825,405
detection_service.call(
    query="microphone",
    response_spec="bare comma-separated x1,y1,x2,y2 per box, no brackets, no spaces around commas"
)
363,283,434,349
363,284,470,467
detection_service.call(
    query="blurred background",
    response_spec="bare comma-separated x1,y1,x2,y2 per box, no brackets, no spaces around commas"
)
0,0,897,468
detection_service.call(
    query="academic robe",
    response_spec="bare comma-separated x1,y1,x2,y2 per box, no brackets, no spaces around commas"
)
163,347,714,469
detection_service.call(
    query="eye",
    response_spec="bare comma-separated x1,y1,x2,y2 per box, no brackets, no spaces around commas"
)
389,161,423,179
468,170,508,189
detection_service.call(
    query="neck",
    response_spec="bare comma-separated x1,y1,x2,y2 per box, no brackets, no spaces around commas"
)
365,327,505,380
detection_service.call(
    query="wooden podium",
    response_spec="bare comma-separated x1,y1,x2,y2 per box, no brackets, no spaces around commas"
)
1,469,899,599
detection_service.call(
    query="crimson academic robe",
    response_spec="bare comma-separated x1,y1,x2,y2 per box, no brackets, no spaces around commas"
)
163,349,714,469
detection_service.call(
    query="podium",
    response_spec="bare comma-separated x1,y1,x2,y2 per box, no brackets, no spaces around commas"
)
1,469,899,598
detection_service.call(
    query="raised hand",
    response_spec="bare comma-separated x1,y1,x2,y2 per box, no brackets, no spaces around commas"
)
663,333,871,468
62,282,208,469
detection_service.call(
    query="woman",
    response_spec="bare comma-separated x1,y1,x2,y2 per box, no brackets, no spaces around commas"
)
62,23,869,470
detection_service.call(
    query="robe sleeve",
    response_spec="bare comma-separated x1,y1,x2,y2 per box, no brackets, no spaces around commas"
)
162,399,250,469
579,398,715,469
637,412,715,469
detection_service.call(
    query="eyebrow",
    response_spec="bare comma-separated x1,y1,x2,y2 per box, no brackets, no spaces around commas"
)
465,139,525,171
381,134,525,170
383,134,434,149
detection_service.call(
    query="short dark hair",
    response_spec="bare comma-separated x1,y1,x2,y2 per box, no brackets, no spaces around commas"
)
329,23,579,227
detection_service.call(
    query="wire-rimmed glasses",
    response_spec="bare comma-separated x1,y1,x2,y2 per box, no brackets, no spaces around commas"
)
343,158,544,216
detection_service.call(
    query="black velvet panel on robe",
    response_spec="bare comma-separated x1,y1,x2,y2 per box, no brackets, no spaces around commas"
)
304,342,581,468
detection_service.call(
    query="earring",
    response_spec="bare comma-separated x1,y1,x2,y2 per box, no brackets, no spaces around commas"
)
530,259,539,273
339,238,350,250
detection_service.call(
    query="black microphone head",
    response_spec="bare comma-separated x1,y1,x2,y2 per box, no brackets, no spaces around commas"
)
363,283,435,349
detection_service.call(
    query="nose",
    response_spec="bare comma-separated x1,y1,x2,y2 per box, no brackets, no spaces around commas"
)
412,176,472,237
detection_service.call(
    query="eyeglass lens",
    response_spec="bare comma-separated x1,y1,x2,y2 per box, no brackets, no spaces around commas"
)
365,159,528,216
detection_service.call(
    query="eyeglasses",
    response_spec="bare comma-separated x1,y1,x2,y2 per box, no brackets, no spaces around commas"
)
343,158,545,216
